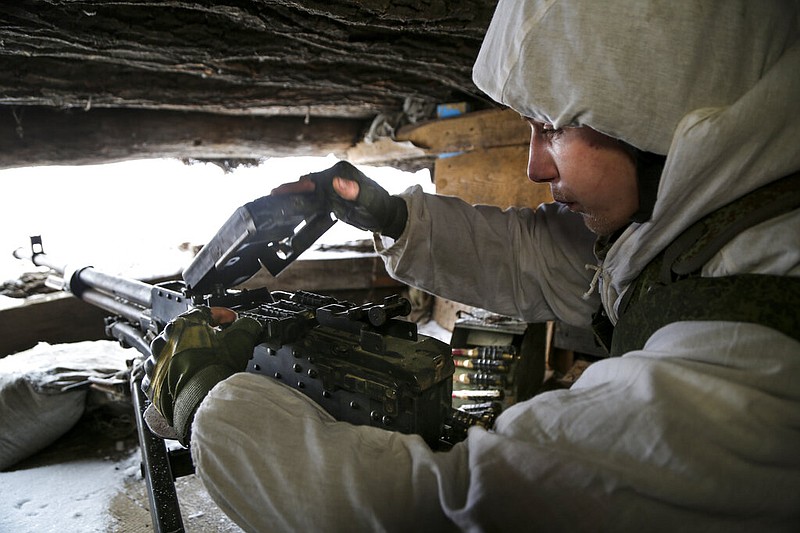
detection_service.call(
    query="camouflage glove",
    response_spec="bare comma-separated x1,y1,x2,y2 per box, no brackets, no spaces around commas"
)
141,306,262,445
303,161,409,239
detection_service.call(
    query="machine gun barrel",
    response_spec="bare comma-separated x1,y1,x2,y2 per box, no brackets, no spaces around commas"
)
14,237,176,355
81,286,150,327
14,235,153,308
69,267,153,309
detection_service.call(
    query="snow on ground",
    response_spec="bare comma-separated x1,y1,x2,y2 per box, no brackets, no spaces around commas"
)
0,449,140,533
0,339,243,532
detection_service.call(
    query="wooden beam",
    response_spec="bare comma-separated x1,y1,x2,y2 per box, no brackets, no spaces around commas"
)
395,108,530,154
0,107,368,169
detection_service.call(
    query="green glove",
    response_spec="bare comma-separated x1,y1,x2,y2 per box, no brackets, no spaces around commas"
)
304,161,409,239
142,306,262,444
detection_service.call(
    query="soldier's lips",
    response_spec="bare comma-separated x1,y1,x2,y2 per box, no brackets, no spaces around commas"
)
554,197,579,211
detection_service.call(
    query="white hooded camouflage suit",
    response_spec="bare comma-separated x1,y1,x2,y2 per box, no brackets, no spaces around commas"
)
191,1,800,531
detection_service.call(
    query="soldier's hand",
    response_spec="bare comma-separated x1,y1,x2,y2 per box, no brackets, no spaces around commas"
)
272,161,408,239
141,306,261,444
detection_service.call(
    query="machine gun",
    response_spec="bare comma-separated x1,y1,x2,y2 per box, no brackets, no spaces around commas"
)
16,191,493,533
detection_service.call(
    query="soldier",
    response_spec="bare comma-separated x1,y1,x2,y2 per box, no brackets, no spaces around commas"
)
145,0,800,530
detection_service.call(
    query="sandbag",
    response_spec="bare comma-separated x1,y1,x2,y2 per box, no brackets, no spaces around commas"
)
0,341,131,470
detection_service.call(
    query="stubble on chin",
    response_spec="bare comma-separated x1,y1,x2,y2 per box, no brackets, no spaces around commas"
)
581,211,620,236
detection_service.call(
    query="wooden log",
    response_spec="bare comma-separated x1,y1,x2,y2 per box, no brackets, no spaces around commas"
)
0,2,494,115
0,107,368,169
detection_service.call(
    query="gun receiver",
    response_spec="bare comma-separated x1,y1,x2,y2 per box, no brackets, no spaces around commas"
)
16,192,493,533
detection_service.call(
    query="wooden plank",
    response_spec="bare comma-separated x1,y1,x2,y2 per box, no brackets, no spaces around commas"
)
0,293,109,356
395,108,529,155
434,145,553,208
345,137,430,168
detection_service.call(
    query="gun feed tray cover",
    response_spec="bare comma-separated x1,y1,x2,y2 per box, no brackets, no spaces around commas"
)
183,193,336,294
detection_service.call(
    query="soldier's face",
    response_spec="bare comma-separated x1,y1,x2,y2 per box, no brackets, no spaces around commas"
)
525,118,639,236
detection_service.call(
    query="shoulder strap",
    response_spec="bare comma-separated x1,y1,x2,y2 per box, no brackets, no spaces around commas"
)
598,171,800,356
663,171,800,280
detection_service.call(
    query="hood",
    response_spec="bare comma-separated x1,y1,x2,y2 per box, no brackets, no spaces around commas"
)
473,0,800,321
